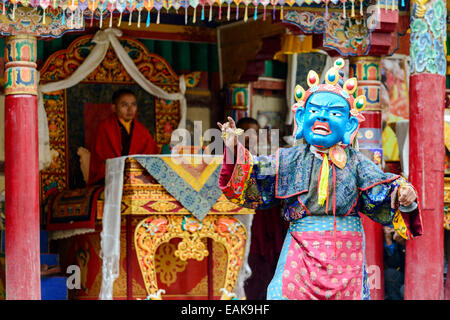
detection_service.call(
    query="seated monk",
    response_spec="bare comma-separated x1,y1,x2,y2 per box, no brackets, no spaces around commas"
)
87,89,159,185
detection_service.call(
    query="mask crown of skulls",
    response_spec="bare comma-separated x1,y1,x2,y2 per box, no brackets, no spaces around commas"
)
292,58,367,148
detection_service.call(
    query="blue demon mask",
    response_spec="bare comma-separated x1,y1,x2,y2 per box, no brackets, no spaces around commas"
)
292,58,367,149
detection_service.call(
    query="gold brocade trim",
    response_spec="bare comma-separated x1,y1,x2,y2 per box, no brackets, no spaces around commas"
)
187,276,208,296
161,156,222,192
134,215,247,300
97,185,254,218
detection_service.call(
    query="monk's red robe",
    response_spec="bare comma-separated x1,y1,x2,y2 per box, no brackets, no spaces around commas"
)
88,115,158,185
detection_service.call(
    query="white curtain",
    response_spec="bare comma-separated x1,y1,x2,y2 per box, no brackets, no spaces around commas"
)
38,27,187,171
99,156,127,300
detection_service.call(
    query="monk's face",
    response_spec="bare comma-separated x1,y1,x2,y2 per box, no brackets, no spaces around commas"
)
114,93,138,122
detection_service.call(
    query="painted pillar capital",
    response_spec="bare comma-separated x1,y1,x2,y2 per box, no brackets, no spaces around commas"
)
410,0,447,75
349,56,383,166
4,34,38,96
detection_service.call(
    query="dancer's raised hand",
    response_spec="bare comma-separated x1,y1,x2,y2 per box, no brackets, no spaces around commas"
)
217,117,243,150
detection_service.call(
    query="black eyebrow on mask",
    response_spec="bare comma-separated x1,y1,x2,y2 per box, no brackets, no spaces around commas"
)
309,102,347,108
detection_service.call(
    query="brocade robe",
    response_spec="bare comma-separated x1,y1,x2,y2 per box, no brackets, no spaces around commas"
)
219,143,422,300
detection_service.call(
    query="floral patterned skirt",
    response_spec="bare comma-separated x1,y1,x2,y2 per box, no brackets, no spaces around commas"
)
267,215,370,300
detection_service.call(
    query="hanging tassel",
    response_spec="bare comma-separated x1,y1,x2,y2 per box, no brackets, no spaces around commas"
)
227,2,230,20
360,0,363,15
235,3,239,20
43,8,46,24
109,11,113,27
391,0,395,10
118,11,122,26
201,4,204,20
272,5,275,20
147,10,151,26
157,9,160,23
193,6,196,23
325,1,328,19
343,0,346,18
244,4,248,21
317,154,329,206
137,10,141,27
280,5,283,20
12,3,16,20
351,0,355,17
263,5,266,20
209,4,212,21
100,10,104,28
253,4,257,20
184,6,188,24
377,0,380,19
128,10,132,24
219,3,222,19
401,0,404,7
90,11,94,26
62,9,66,25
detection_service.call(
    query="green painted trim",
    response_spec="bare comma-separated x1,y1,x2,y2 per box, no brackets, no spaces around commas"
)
208,44,219,73
155,41,173,67
265,60,273,77
191,43,209,71
173,41,191,72
37,35,219,74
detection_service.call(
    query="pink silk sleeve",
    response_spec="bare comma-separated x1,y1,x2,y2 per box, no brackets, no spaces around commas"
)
218,146,236,189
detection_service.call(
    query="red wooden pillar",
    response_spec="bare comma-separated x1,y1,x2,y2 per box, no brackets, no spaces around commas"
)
404,0,446,300
405,75,445,299
349,56,384,300
4,34,41,299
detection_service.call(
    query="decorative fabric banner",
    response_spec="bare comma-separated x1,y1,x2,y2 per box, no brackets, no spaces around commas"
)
133,155,223,221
